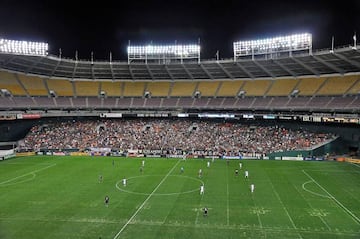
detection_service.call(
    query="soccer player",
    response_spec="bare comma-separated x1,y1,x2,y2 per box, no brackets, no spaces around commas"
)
250,183,255,193
104,195,109,207
140,166,143,174
245,170,249,179
99,174,103,183
203,207,208,216
235,169,239,176
182,154,187,161
198,168,202,178
180,166,184,174
239,162,242,169
142,160,145,167
112,160,115,167
200,184,205,195
207,161,210,168
122,177,127,187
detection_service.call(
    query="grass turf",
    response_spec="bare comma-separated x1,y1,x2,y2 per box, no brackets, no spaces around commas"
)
0,156,359,239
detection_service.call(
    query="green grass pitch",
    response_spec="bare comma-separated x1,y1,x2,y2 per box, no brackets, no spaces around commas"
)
0,156,359,239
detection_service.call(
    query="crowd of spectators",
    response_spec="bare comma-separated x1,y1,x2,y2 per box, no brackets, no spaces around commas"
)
20,119,335,156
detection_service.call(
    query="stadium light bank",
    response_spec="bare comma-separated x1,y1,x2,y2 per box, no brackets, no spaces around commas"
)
127,43,200,64
233,33,312,60
0,38,48,56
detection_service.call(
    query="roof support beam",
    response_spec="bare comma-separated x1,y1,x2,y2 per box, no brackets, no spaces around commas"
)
291,57,319,76
235,62,254,79
312,55,344,74
272,60,297,77
199,64,214,79
252,61,275,78
216,62,233,79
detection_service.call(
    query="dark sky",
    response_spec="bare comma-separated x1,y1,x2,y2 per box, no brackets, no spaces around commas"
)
0,0,359,60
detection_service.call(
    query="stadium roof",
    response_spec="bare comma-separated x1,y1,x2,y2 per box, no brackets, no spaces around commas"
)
0,46,359,80
0,0,359,59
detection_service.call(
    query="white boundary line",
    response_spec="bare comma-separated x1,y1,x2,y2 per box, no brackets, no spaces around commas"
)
113,159,180,239
0,163,56,185
302,170,360,225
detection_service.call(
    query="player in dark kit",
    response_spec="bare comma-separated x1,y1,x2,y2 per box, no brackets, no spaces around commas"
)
203,207,208,216
104,196,109,207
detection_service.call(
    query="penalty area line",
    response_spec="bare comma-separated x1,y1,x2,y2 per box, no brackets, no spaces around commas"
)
0,163,56,185
302,170,360,225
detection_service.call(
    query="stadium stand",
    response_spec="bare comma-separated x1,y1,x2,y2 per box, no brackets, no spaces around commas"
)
46,79,74,96
74,81,99,96
0,45,359,114
146,82,171,97
197,81,220,96
17,75,48,96
267,78,298,96
170,82,197,96
122,82,146,97
242,80,272,96
317,76,358,96
0,71,26,96
100,81,122,97
295,77,325,96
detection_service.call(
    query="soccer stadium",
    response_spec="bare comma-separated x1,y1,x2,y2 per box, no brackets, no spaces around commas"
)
0,31,359,239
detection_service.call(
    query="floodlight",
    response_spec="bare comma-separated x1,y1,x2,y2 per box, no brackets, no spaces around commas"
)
127,43,200,64
233,33,312,60
0,38,48,56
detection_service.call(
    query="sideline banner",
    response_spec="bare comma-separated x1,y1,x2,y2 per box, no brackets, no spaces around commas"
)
345,158,360,164
16,152,35,157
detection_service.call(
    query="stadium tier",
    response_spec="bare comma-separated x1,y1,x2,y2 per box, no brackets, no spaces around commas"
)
0,46,359,113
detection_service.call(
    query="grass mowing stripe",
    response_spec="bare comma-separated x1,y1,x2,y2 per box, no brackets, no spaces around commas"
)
226,164,229,226
0,163,56,185
194,190,204,225
113,159,181,239
268,177,303,238
302,170,360,225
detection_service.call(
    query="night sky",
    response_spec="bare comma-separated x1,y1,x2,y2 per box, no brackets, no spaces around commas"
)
0,0,359,60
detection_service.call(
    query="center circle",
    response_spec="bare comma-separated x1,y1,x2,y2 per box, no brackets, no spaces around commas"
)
115,174,204,196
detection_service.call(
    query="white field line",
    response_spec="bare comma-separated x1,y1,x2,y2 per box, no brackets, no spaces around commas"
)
302,181,331,198
113,160,180,239
2,216,360,236
302,170,360,225
0,163,56,185
268,177,303,239
250,194,263,229
293,177,331,230
350,163,360,169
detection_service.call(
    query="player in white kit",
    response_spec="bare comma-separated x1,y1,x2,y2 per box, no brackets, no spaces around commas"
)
245,170,249,179
250,183,255,193
122,177,127,187
200,184,205,195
